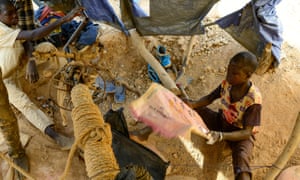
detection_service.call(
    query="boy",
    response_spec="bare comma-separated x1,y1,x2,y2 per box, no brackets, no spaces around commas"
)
0,0,82,177
185,51,262,180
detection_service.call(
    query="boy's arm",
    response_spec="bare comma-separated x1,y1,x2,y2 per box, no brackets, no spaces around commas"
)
184,85,221,109
207,126,253,144
207,104,261,144
23,41,39,83
222,126,253,141
16,7,83,41
17,0,39,83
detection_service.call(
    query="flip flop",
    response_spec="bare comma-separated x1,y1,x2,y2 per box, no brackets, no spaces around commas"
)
156,45,171,68
159,54,171,68
147,64,161,83
94,76,105,89
105,81,116,93
94,76,116,93
114,85,126,103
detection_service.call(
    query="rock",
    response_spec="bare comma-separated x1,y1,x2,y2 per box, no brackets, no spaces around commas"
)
172,152,178,159
43,70,53,78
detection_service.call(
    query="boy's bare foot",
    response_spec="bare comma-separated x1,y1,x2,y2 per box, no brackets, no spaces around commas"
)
54,134,74,150
44,125,74,150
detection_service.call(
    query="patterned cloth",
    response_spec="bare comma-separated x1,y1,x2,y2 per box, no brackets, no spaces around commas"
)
34,4,65,26
10,0,35,30
220,80,262,129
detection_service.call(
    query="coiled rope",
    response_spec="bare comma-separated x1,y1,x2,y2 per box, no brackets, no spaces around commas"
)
60,84,119,179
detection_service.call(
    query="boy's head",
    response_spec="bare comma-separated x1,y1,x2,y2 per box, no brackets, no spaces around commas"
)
226,51,258,85
0,0,18,27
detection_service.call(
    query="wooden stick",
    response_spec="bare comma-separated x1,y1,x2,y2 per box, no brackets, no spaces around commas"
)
178,85,189,99
176,35,197,81
175,35,196,97
183,35,197,68
116,78,142,96
130,30,180,95
265,112,300,180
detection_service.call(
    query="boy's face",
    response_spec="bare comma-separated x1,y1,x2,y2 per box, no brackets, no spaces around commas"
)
0,4,18,27
226,62,249,85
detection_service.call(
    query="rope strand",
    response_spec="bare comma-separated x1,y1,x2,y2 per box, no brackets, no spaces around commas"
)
0,152,35,180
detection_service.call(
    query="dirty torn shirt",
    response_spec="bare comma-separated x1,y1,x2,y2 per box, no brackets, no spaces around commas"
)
0,21,24,79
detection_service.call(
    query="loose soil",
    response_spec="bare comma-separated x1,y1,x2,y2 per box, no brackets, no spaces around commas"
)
1,1,300,179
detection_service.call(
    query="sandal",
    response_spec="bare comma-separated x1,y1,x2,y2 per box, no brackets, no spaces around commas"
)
114,85,126,103
94,76,116,93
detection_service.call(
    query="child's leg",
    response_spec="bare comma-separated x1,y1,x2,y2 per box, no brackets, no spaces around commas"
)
4,78,53,131
0,74,29,176
4,78,73,149
194,107,222,131
228,138,254,180
44,125,74,149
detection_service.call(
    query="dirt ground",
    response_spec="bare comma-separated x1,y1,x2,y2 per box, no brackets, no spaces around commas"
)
1,1,300,180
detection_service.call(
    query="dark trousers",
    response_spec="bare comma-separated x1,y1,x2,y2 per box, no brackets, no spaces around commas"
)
195,107,254,178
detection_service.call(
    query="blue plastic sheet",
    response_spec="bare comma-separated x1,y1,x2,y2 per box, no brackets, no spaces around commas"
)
121,0,219,35
82,0,129,36
255,0,283,63
215,0,283,63
61,21,99,46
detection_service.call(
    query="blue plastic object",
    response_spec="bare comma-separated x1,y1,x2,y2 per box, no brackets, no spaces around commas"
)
114,85,126,103
156,45,171,68
147,64,160,83
94,76,116,93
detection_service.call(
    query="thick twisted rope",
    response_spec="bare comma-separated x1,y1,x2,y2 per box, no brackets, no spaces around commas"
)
60,84,119,179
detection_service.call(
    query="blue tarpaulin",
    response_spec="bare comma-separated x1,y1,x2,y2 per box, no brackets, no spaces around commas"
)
255,0,283,63
82,0,129,36
121,0,219,35
120,0,283,65
41,0,283,66
215,0,283,64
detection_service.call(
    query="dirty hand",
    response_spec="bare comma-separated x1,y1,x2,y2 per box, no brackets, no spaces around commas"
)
26,59,39,83
206,131,223,145
63,6,84,22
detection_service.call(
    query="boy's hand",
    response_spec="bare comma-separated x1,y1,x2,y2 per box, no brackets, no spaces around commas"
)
206,131,223,145
26,59,39,83
63,6,84,22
